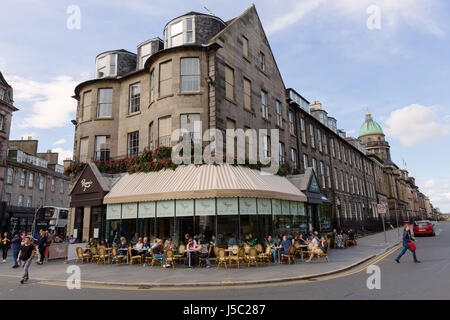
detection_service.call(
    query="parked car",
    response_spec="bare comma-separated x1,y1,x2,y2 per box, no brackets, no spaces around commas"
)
413,220,435,236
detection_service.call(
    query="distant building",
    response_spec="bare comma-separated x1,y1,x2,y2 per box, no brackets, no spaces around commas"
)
0,71,18,232
0,137,71,234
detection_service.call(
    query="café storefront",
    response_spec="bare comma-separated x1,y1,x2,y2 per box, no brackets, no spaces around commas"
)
288,168,332,233
103,164,308,247
69,163,123,243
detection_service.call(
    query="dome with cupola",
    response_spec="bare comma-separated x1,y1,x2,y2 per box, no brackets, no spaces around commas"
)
358,109,384,138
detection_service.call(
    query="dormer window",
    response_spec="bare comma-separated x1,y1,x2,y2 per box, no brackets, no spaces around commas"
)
164,17,195,49
95,53,117,79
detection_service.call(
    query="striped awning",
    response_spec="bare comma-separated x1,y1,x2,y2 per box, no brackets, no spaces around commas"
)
103,164,307,204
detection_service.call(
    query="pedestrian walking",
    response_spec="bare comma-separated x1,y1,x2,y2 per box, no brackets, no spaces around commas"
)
1,232,11,262
395,224,420,263
11,233,21,268
17,236,36,284
36,230,48,265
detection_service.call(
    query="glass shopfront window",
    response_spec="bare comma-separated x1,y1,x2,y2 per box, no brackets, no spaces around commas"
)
195,216,215,244
319,202,332,232
156,200,175,240
139,218,156,242
217,198,239,247
239,198,258,245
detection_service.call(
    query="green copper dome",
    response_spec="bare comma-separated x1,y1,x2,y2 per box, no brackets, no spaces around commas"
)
358,110,384,137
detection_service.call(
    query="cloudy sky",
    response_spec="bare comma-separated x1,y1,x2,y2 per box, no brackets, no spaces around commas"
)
1,0,450,212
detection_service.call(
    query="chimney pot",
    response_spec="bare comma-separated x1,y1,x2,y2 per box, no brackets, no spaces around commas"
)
28,136,32,140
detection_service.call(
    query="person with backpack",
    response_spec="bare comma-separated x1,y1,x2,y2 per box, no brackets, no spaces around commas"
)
395,224,420,263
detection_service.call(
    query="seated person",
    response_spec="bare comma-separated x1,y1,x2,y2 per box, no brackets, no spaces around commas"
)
116,237,128,256
133,237,145,256
164,238,174,251
348,229,357,246
319,237,328,254
85,237,97,253
297,234,307,244
185,238,198,267
335,230,345,248
227,234,237,246
152,239,168,268
305,235,321,262
196,238,211,268
279,235,291,256
307,232,314,241
265,235,278,263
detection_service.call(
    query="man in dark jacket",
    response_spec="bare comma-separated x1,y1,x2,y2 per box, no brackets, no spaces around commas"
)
37,230,48,265
395,224,420,263
11,233,22,268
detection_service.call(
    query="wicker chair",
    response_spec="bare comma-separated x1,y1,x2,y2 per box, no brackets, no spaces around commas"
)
247,247,258,267
90,246,99,263
75,247,90,264
212,246,220,265
216,248,228,270
97,247,110,264
174,244,185,264
315,239,331,263
281,245,296,264
128,247,142,265
112,247,127,265
229,247,246,269
255,243,264,254
258,245,272,264
198,245,212,267
165,249,175,269
151,248,164,268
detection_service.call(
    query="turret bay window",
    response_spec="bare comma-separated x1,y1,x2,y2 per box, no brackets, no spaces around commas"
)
223,65,235,101
181,114,201,144
165,17,194,49
150,69,155,103
340,171,345,191
95,136,110,161
127,131,139,158
18,195,24,207
51,178,55,192
333,168,338,189
0,114,3,131
261,91,268,119
262,135,271,158
97,88,113,118
82,91,92,122
158,116,172,147
180,58,200,92
303,154,308,171
149,122,154,151
96,53,117,79
312,158,317,174
323,135,328,154
129,83,140,114
79,137,89,163
159,60,172,97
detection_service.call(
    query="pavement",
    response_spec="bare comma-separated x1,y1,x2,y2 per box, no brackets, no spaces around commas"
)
0,226,407,287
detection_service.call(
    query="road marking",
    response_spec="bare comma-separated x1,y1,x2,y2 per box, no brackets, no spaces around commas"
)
38,244,402,292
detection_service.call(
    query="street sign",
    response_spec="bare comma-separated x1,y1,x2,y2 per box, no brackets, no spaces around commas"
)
377,203,387,215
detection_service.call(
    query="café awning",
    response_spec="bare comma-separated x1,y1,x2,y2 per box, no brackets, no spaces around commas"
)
103,164,307,204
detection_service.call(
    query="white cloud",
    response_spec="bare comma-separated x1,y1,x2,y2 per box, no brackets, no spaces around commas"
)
265,0,325,35
265,0,445,37
424,179,435,188
53,139,67,146
384,104,450,147
8,75,78,129
52,147,73,164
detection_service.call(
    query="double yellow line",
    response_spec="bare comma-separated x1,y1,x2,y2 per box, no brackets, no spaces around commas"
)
39,244,401,291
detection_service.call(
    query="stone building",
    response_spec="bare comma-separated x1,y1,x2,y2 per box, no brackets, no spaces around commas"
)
0,72,18,215
68,5,435,243
0,137,71,234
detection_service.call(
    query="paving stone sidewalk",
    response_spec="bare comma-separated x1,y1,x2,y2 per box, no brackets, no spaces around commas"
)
0,227,404,286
